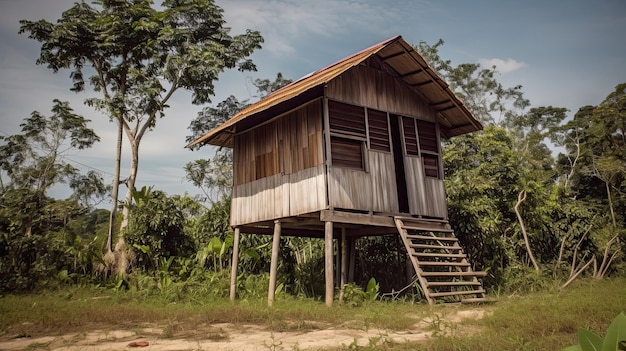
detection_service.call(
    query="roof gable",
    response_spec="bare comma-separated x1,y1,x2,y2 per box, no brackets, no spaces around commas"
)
188,35,482,148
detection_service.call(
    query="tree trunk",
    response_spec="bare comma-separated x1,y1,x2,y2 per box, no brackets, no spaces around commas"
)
107,118,123,253
120,138,139,230
514,190,540,271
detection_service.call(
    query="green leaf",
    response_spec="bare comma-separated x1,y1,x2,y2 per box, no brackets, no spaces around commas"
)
208,237,222,255
563,345,583,351
579,328,603,351
603,313,626,351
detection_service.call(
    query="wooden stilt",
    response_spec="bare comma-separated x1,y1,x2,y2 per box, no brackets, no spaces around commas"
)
335,235,341,287
230,227,241,302
268,220,281,307
324,221,334,306
348,237,356,283
339,227,348,303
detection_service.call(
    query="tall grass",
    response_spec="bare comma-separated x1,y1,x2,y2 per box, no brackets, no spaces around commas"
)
1,278,624,350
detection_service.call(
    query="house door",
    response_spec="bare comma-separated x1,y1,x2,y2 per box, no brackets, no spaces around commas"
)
389,115,410,213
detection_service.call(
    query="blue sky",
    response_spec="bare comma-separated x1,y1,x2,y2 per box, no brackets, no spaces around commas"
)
0,0,625,203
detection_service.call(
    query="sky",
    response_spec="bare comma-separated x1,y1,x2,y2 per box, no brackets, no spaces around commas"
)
0,0,625,205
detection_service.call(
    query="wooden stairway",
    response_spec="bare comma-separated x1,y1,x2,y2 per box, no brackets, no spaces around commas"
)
394,217,488,304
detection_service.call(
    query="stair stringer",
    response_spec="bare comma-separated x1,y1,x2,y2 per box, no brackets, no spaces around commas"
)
394,217,488,304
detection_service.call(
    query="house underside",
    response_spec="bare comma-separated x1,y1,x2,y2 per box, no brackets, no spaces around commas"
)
230,210,487,305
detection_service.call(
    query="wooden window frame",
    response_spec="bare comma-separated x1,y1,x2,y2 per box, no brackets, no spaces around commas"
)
367,109,391,152
417,120,442,179
328,100,367,171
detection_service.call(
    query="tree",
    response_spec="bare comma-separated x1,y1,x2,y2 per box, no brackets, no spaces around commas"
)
0,101,106,291
415,39,529,125
20,0,264,237
0,99,105,237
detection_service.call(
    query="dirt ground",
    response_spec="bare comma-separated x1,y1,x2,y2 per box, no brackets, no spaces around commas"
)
0,309,486,351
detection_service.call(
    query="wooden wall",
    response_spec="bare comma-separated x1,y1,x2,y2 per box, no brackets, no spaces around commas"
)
326,64,437,122
234,100,323,186
328,151,398,213
326,64,447,218
231,100,326,226
404,156,446,217
231,165,326,226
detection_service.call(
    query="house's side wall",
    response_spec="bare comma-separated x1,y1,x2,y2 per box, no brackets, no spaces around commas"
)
231,100,326,226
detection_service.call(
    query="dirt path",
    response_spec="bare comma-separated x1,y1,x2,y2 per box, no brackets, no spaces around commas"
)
0,309,486,350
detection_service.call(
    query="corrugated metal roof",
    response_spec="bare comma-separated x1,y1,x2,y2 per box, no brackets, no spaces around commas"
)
188,35,481,148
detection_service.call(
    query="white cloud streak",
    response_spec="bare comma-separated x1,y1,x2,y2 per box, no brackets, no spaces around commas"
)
478,57,528,73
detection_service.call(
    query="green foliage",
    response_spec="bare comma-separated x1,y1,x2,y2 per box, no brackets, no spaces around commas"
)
0,205,108,292
0,100,106,206
124,188,195,271
342,278,380,307
564,313,626,351
20,0,264,220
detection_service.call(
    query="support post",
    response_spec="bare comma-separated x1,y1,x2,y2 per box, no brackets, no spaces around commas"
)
339,227,348,303
229,227,241,302
268,220,282,307
324,221,334,306
348,237,357,282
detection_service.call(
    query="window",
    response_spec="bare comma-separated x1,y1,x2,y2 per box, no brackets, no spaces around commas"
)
417,120,440,178
328,100,366,169
422,154,439,178
417,120,438,153
331,136,364,169
402,117,419,156
367,109,390,152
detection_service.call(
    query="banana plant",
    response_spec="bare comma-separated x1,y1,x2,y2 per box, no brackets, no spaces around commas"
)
564,313,626,351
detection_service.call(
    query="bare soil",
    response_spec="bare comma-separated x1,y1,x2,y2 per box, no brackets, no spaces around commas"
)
0,309,486,350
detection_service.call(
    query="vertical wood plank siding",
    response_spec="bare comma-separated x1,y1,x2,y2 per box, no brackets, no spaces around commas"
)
231,165,327,226
424,177,447,218
231,101,325,226
326,65,436,122
325,64,446,217
368,151,398,212
404,156,427,214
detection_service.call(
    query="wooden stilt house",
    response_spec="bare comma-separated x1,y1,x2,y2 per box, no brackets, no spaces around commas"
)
188,36,487,305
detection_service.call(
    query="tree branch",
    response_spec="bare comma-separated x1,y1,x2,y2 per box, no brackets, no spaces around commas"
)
514,190,540,271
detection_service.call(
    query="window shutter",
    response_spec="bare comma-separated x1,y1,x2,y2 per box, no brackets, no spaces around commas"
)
368,109,390,152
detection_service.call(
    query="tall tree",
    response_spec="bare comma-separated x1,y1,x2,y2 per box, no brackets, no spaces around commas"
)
20,0,264,235
415,39,529,125
0,99,104,236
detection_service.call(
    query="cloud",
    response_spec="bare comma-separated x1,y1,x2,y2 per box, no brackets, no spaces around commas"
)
220,0,401,55
478,57,528,73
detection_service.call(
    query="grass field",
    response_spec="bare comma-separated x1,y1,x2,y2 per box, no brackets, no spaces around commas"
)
1,278,624,350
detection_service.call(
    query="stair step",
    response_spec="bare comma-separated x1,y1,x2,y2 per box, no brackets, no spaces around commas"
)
410,243,463,250
414,252,466,259
420,271,481,277
429,289,485,298
406,234,458,242
402,224,453,233
461,297,495,304
427,281,481,287
417,261,470,266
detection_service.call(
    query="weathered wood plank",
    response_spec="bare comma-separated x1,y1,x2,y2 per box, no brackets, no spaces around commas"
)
424,177,447,218
326,65,437,122
404,156,426,215
368,151,398,213
328,166,372,210
320,210,396,227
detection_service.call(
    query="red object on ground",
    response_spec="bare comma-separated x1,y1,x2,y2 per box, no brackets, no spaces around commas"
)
127,341,149,347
